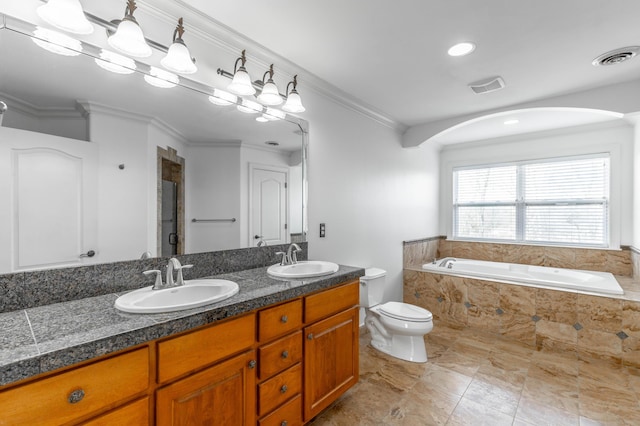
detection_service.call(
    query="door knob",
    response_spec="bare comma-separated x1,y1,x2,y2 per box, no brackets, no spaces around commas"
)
254,235,263,239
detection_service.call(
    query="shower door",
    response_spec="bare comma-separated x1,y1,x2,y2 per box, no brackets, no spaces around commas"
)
161,180,178,256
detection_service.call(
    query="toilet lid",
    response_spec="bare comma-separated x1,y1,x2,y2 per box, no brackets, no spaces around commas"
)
378,301,433,322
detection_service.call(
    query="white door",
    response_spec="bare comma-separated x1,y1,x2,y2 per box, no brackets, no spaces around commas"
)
0,127,98,272
250,165,288,246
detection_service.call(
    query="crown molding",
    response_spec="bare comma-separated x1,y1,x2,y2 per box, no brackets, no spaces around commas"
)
136,0,405,132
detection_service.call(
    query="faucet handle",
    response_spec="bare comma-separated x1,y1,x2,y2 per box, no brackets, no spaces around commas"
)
290,247,302,264
275,251,288,266
176,264,193,286
143,269,163,289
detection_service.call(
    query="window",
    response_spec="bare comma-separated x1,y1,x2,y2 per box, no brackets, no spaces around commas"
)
453,154,610,247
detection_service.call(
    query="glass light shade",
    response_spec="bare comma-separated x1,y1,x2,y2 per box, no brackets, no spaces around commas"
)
447,42,476,57
282,90,305,113
108,18,152,58
256,115,269,122
32,27,82,56
237,99,262,114
257,80,283,105
161,40,197,74
227,67,255,96
263,108,286,121
144,67,179,88
208,89,237,106
37,0,94,35
95,49,136,74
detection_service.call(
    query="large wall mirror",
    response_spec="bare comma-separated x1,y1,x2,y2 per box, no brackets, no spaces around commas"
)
0,14,308,274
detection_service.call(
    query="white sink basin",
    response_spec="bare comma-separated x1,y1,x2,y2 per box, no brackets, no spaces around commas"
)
114,279,239,313
267,261,339,279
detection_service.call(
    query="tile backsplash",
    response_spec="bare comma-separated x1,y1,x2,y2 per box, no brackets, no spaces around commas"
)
0,243,307,313
404,237,633,277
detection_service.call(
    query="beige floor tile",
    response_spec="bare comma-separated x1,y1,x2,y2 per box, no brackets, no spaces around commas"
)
428,348,483,376
419,363,472,397
321,324,640,426
515,396,580,425
383,381,460,426
461,377,521,416
446,396,514,426
522,376,579,414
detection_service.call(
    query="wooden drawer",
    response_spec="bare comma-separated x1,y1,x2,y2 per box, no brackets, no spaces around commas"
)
83,397,149,426
259,394,303,426
157,313,256,383
258,299,302,342
258,331,302,380
304,280,359,323
0,347,149,426
258,363,302,417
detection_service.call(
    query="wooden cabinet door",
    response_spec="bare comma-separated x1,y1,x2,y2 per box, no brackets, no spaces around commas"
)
156,350,257,426
303,307,359,421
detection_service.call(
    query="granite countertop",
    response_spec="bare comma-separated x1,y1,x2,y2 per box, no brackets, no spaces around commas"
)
0,264,365,387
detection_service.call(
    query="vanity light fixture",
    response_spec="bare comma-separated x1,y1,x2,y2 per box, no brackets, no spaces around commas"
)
257,64,283,105
282,75,306,113
36,0,94,35
160,18,197,75
263,108,286,121
226,50,256,96
108,0,152,58
256,116,269,122
237,98,262,114
95,49,136,74
448,42,476,57
144,66,179,88
208,89,237,106
32,27,82,56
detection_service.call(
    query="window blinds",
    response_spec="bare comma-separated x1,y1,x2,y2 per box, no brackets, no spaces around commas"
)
453,155,610,247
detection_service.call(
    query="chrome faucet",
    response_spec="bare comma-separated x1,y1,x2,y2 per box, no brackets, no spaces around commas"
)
439,257,457,268
287,243,302,264
144,258,193,290
166,258,193,287
275,243,302,266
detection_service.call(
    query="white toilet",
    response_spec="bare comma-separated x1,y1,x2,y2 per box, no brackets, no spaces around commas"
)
360,268,433,363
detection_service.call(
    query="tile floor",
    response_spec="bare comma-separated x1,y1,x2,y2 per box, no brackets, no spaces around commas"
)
309,323,640,425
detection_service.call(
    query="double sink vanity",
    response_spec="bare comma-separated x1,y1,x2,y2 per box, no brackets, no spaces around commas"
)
0,244,364,425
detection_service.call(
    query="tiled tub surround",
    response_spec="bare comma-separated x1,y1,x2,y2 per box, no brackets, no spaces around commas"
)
0,244,367,386
403,238,640,369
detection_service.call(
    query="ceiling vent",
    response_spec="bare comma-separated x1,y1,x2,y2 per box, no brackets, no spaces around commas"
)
469,76,505,94
592,46,639,66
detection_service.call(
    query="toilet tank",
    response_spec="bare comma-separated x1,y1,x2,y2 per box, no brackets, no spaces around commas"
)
359,268,387,307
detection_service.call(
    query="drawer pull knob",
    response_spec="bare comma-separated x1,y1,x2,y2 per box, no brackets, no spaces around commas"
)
281,350,289,359
68,389,85,404
307,333,314,340
280,315,288,323
248,360,257,369
280,385,288,394
281,422,288,426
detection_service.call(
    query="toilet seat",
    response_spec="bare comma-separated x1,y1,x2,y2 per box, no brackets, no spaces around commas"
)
378,301,432,322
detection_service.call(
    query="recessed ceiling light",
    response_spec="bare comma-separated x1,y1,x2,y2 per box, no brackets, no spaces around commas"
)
448,42,476,57
504,119,519,125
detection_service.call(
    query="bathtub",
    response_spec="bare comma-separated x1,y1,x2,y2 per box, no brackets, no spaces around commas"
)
422,257,624,296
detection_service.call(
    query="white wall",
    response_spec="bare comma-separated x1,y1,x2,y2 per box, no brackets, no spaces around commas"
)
439,122,634,248
633,118,640,249
305,94,440,302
